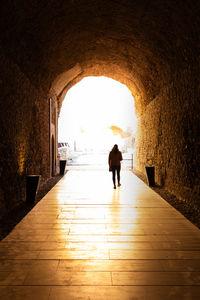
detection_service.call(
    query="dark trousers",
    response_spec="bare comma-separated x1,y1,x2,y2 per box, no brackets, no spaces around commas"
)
112,165,121,185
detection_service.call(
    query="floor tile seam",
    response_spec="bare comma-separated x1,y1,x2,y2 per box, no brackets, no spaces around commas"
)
55,259,60,272
0,259,61,263
110,248,200,251
108,248,111,259
110,270,200,273
23,270,117,273
2,257,200,261
5,237,200,242
42,204,173,206
5,270,196,274
64,234,200,237
99,257,200,260
64,233,199,237
2,258,200,263
3,247,200,251
1,283,200,287
16,223,192,226
3,249,200,254
0,268,200,274
55,220,186,221
57,219,186,222
58,207,175,209
47,286,52,300
7,226,196,230
110,271,114,285
0,247,200,252
0,257,197,262
5,237,200,241
8,270,200,274
1,284,200,288
3,257,200,261
56,216,187,218
0,284,114,287
3,270,199,274
2,240,192,244
48,258,200,261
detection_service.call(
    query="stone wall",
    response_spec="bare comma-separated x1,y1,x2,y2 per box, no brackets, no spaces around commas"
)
0,48,50,219
0,0,200,219
135,65,200,207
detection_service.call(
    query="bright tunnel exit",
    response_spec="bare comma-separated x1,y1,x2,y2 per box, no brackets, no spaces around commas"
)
58,76,137,167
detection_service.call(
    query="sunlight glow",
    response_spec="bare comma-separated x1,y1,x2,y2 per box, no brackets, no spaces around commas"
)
58,76,137,152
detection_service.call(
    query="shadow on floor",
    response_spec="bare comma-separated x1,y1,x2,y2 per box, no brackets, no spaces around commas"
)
132,168,200,230
0,174,63,241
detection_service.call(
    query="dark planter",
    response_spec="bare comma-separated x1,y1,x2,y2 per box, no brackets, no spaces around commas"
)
145,166,155,186
26,175,40,203
60,160,67,175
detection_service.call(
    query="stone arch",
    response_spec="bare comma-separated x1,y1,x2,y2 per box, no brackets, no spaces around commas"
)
50,62,146,117
0,0,200,217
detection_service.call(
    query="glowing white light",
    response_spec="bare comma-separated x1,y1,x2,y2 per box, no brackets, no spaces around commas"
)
58,76,137,151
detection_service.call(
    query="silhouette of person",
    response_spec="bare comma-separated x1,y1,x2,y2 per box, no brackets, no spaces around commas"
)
108,144,123,189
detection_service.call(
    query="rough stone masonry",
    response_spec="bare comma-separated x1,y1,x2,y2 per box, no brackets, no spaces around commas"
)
0,0,199,218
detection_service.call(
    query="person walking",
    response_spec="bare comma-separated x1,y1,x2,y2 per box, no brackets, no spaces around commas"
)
108,144,123,189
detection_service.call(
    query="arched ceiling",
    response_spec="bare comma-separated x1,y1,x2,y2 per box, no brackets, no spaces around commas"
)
0,0,199,114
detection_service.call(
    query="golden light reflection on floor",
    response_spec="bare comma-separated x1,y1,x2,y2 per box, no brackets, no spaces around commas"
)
1,170,200,299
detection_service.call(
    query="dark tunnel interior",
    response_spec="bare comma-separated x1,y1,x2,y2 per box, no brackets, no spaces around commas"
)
0,0,200,219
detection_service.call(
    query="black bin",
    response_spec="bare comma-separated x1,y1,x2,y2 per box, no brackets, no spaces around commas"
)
26,175,40,203
145,166,155,186
60,160,66,175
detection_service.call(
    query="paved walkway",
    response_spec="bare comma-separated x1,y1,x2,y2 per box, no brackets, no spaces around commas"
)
1,170,200,299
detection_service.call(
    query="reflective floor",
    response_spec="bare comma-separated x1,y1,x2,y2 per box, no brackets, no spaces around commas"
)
1,170,200,299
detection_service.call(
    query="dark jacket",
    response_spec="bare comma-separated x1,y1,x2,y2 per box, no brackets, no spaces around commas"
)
109,150,123,166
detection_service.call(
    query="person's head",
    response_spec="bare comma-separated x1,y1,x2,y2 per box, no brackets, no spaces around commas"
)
112,144,119,152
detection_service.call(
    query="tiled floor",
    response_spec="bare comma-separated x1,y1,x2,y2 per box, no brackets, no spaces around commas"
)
1,170,200,299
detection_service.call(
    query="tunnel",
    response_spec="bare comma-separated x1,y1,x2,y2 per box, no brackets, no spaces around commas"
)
0,0,199,220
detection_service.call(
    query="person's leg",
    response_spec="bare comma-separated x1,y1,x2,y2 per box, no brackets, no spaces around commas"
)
112,167,116,188
117,166,121,186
